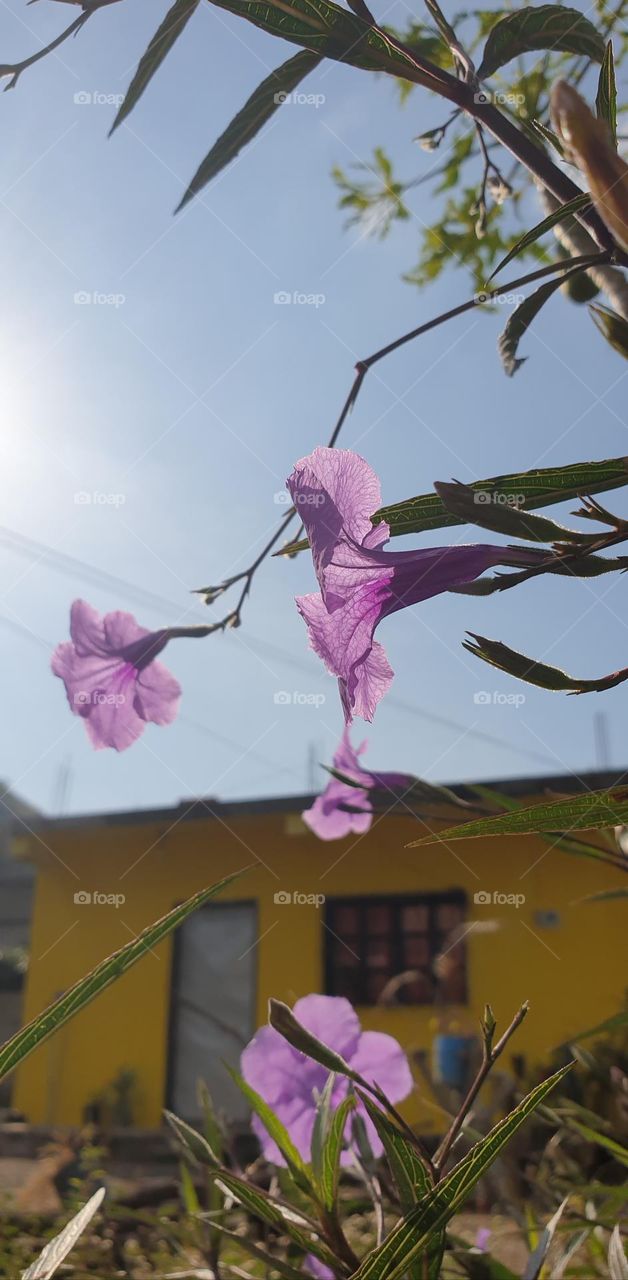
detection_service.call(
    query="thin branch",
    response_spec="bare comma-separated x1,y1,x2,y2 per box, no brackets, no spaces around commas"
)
0,0,121,88
433,1001,529,1174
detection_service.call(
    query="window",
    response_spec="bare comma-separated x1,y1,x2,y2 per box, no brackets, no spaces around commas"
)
324,892,467,1006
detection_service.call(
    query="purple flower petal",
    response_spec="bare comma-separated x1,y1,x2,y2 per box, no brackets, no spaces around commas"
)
52,599,181,751
240,994,412,1167
303,728,415,841
288,447,536,722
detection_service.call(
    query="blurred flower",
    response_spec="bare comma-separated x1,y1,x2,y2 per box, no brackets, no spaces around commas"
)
302,726,412,840
475,1227,491,1253
550,79,628,250
52,599,182,751
287,447,535,722
304,1258,334,1280
241,993,413,1164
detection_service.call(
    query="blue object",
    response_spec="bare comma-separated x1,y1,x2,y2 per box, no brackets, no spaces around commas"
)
432,1034,475,1089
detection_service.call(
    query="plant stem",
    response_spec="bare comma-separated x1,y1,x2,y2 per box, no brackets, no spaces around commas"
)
433,1001,529,1174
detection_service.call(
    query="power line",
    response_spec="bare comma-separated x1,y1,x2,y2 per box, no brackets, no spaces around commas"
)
0,524,554,769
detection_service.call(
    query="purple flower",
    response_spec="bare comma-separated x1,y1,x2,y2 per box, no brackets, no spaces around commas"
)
305,1258,335,1280
302,727,412,841
52,599,182,751
287,448,532,722
240,993,413,1165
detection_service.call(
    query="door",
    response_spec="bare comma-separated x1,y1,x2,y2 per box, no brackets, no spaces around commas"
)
168,901,257,1122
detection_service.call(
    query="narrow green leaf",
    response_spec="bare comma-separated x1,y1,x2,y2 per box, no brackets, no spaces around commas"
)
210,1223,309,1280
358,1092,431,1208
560,1010,628,1045
177,50,321,207
320,1093,355,1208
0,874,242,1082
206,0,433,82
596,41,617,148
499,272,571,376
573,888,628,905
180,1159,201,1214
567,1119,628,1167
22,1187,106,1279
111,0,200,133
209,1169,340,1268
164,1108,221,1167
311,1071,336,1187
277,456,628,551
590,304,628,361
463,632,628,694
351,1066,572,1280
269,998,362,1082
408,787,628,846
523,1199,568,1280
486,193,592,284
227,1066,314,1194
478,6,605,78
435,480,590,543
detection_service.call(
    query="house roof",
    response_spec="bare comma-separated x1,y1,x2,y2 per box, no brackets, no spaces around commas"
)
14,766,627,836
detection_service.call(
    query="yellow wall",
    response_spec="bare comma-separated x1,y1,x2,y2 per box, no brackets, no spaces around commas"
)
13,804,627,1132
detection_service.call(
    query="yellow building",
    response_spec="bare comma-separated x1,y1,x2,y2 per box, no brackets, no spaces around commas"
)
11,772,628,1133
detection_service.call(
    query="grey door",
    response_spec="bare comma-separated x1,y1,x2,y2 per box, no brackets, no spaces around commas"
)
169,901,257,1122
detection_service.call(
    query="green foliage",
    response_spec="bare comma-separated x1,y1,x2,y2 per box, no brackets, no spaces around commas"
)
407,784,628,844
477,5,605,78
0,873,243,1082
177,51,321,206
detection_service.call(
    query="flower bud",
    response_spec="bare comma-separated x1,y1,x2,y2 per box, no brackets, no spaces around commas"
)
550,79,628,250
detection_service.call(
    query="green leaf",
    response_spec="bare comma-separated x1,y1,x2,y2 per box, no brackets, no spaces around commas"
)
0,874,242,1082
590,304,628,361
486,193,592,284
278,456,628,551
478,6,605,78
358,1092,431,1208
164,1109,221,1166
177,51,321,207
567,1119,628,1168
434,480,590,543
22,1187,106,1279
227,1066,315,1194
559,1009,628,1045
462,632,628,694
351,1066,572,1280
407,787,628,846
180,1159,201,1214
111,0,200,134
269,998,362,1081
573,888,628,906
319,1093,355,1208
596,41,617,148
523,1199,568,1280
209,1168,340,1268
498,272,569,376
210,1223,309,1280
206,0,433,82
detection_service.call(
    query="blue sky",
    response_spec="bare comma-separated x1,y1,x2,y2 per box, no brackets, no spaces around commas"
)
2,0,627,818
